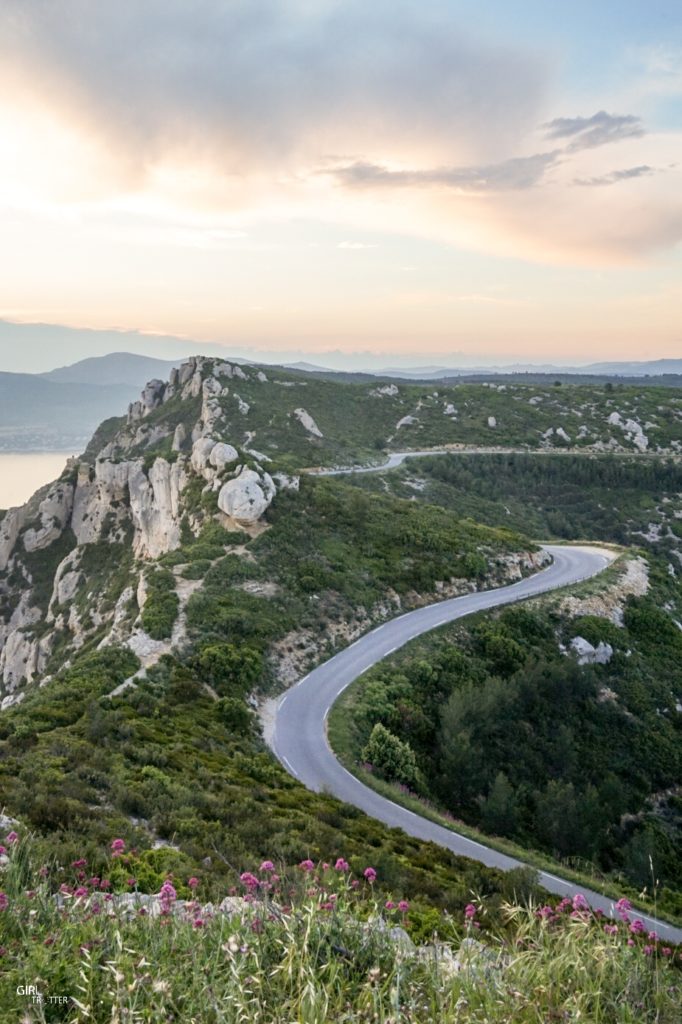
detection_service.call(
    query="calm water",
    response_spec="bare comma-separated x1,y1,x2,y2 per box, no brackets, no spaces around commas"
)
0,452,74,509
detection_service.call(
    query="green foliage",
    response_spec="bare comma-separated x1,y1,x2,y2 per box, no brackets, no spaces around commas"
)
362,722,421,789
193,642,263,696
334,600,682,908
140,569,179,640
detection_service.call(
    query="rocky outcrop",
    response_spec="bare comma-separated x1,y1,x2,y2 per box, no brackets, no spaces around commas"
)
71,456,188,558
218,468,276,526
0,506,28,571
607,411,648,451
294,408,323,438
560,556,649,626
570,636,614,665
23,482,73,553
128,459,188,558
396,415,417,429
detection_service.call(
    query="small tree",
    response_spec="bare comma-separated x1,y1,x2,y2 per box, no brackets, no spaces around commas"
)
362,723,420,789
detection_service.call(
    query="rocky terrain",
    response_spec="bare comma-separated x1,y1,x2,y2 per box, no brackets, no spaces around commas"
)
0,355,541,710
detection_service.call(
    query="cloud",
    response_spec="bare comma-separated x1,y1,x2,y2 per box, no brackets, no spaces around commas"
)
574,165,656,187
337,241,379,249
543,110,644,150
0,0,549,184
331,151,561,192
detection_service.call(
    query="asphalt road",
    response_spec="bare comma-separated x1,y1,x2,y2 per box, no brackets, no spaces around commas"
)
270,543,682,944
312,446,682,477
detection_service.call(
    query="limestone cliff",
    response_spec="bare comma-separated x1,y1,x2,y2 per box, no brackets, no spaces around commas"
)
0,356,282,700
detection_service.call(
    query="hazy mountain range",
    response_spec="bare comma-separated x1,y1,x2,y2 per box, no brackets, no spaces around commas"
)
2,342,682,451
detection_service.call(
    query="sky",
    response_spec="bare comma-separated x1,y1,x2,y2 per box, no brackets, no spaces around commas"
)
0,0,680,368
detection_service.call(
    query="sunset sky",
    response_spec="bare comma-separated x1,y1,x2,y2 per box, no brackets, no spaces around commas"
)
1,1,680,366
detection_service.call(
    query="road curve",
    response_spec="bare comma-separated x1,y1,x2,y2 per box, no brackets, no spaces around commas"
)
270,544,682,944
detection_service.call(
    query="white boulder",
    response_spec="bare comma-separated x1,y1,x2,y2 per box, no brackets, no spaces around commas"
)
570,636,614,665
218,468,276,526
294,408,323,438
209,443,239,471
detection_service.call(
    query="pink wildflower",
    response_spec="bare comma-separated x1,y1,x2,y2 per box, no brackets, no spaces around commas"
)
627,939,635,947
464,903,477,920
126,878,136,887
662,947,672,957
385,900,395,910
334,858,349,872
188,876,200,890
6,831,18,845
351,880,360,889
74,886,89,898
100,879,111,890
159,880,177,914
643,945,654,956
572,894,589,912
0,893,8,911
363,867,377,883
240,872,259,890
110,838,125,856
193,918,204,928
398,900,409,913
71,858,87,868
604,924,618,935
648,931,658,941
260,861,275,874
0,846,6,855
630,920,645,934
299,859,315,873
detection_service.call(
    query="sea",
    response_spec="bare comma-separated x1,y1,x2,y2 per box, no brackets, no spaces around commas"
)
0,452,75,509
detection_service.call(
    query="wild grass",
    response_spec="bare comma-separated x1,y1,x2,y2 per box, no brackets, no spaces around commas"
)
0,832,679,1023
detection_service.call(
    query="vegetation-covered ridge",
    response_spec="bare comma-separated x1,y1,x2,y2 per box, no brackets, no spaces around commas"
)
0,831,679,1023
116,367,682,469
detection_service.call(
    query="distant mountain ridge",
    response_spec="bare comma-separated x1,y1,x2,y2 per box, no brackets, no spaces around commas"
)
42,352,185,388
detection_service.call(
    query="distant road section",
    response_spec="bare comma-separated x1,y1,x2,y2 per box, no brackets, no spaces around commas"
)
311,446,681,476
270,543,682,944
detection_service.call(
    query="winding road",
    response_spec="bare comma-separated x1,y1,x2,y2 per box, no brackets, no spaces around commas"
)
269,543,682,943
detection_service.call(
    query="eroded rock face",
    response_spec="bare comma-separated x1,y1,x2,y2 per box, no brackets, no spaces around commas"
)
23,482,74,553
0,507,28,571
128,459,188,559
218,468,276,525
